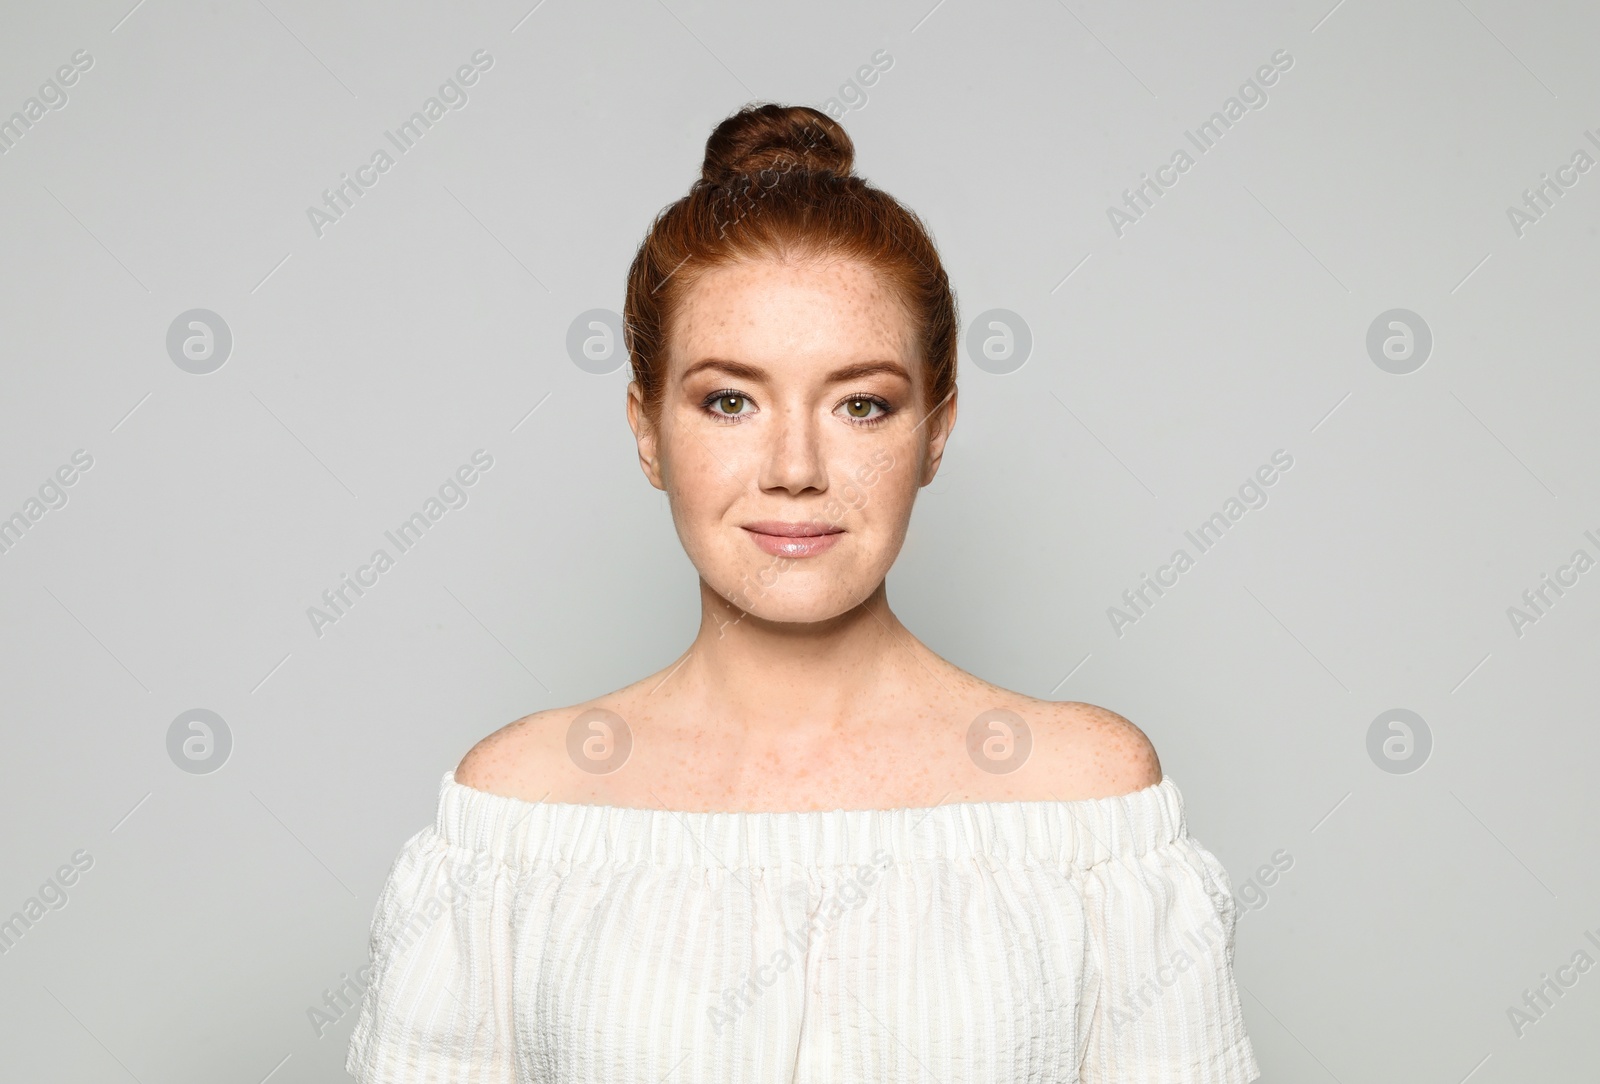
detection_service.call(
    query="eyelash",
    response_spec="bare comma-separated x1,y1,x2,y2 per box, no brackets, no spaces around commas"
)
699,389,894,428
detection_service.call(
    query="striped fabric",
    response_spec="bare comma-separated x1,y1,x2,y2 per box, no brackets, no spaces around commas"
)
346,771,1260,1083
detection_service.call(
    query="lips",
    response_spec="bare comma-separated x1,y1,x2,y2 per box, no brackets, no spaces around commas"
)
741,521,844,558
741,521,843,538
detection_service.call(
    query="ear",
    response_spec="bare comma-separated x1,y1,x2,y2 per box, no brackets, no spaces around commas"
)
918,386,958,486
626,381,666,490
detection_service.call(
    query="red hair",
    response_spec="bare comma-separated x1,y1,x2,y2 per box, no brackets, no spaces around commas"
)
623,102,958,429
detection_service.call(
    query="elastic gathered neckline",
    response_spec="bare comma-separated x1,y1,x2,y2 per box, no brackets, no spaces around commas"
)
431,770,1189,871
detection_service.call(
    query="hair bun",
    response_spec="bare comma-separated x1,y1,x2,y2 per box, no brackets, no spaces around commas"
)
700,103,854,187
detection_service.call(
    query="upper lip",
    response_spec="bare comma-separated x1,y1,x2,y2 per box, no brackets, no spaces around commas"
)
742,521,844,537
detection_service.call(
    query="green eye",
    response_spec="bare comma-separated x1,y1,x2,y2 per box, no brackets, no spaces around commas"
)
716,394,746,414
840,396,890,424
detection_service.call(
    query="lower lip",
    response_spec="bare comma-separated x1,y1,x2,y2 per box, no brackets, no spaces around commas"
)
743,529,843,557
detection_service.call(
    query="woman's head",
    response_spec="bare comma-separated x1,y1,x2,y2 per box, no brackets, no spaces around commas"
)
624,103,958,624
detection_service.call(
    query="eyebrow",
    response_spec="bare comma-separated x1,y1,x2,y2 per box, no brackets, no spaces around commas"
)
679,358,912,385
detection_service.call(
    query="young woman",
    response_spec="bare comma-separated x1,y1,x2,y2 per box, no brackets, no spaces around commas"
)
348,103,1260,1083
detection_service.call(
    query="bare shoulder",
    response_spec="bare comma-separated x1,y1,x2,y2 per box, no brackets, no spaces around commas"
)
454,702,608,804
1005,696,1163,801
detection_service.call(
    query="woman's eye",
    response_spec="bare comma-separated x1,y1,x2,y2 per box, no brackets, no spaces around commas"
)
840,397,889,422
711,394,748,416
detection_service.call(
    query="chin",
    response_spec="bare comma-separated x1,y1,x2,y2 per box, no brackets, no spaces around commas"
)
741,596,855,625
719,575,866,624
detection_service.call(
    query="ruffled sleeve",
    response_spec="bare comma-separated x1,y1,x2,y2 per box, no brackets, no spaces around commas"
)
345,825,518,1082
1076,829,1260,1083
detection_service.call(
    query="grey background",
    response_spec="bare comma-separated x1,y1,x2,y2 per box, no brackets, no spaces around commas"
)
1,0,1596,1080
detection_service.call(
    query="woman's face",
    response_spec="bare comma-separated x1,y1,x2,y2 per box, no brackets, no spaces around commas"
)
627,256,956,625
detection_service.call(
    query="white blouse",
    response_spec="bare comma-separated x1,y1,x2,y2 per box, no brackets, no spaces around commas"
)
347,770,1260,1083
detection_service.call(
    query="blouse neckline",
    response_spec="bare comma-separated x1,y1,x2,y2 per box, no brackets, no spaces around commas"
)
431,770,1190,871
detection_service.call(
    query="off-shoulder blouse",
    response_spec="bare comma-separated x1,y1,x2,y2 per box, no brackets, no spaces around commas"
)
346,770,1260,1083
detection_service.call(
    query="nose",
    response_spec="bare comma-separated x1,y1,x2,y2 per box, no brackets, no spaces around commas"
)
756,402,829,496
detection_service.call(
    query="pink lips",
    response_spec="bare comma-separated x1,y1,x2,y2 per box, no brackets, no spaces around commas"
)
741,521,843,558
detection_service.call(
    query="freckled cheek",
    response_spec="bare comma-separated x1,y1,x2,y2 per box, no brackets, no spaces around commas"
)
828,470,917,537
877,486,919,540
665,445,746,530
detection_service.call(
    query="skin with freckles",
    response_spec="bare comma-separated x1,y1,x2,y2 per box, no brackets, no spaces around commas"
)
457,255,1161,813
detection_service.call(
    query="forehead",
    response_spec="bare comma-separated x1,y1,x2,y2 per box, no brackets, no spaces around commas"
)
670,257,915,369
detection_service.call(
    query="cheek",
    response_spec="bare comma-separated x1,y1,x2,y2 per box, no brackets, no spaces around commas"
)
842,453,919,534
661,435,743,528
872,478,920,539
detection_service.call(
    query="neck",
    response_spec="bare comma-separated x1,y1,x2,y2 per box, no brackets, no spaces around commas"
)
660,578,940,735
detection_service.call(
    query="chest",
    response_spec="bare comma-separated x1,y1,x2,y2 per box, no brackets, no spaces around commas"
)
585,715,1038,813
